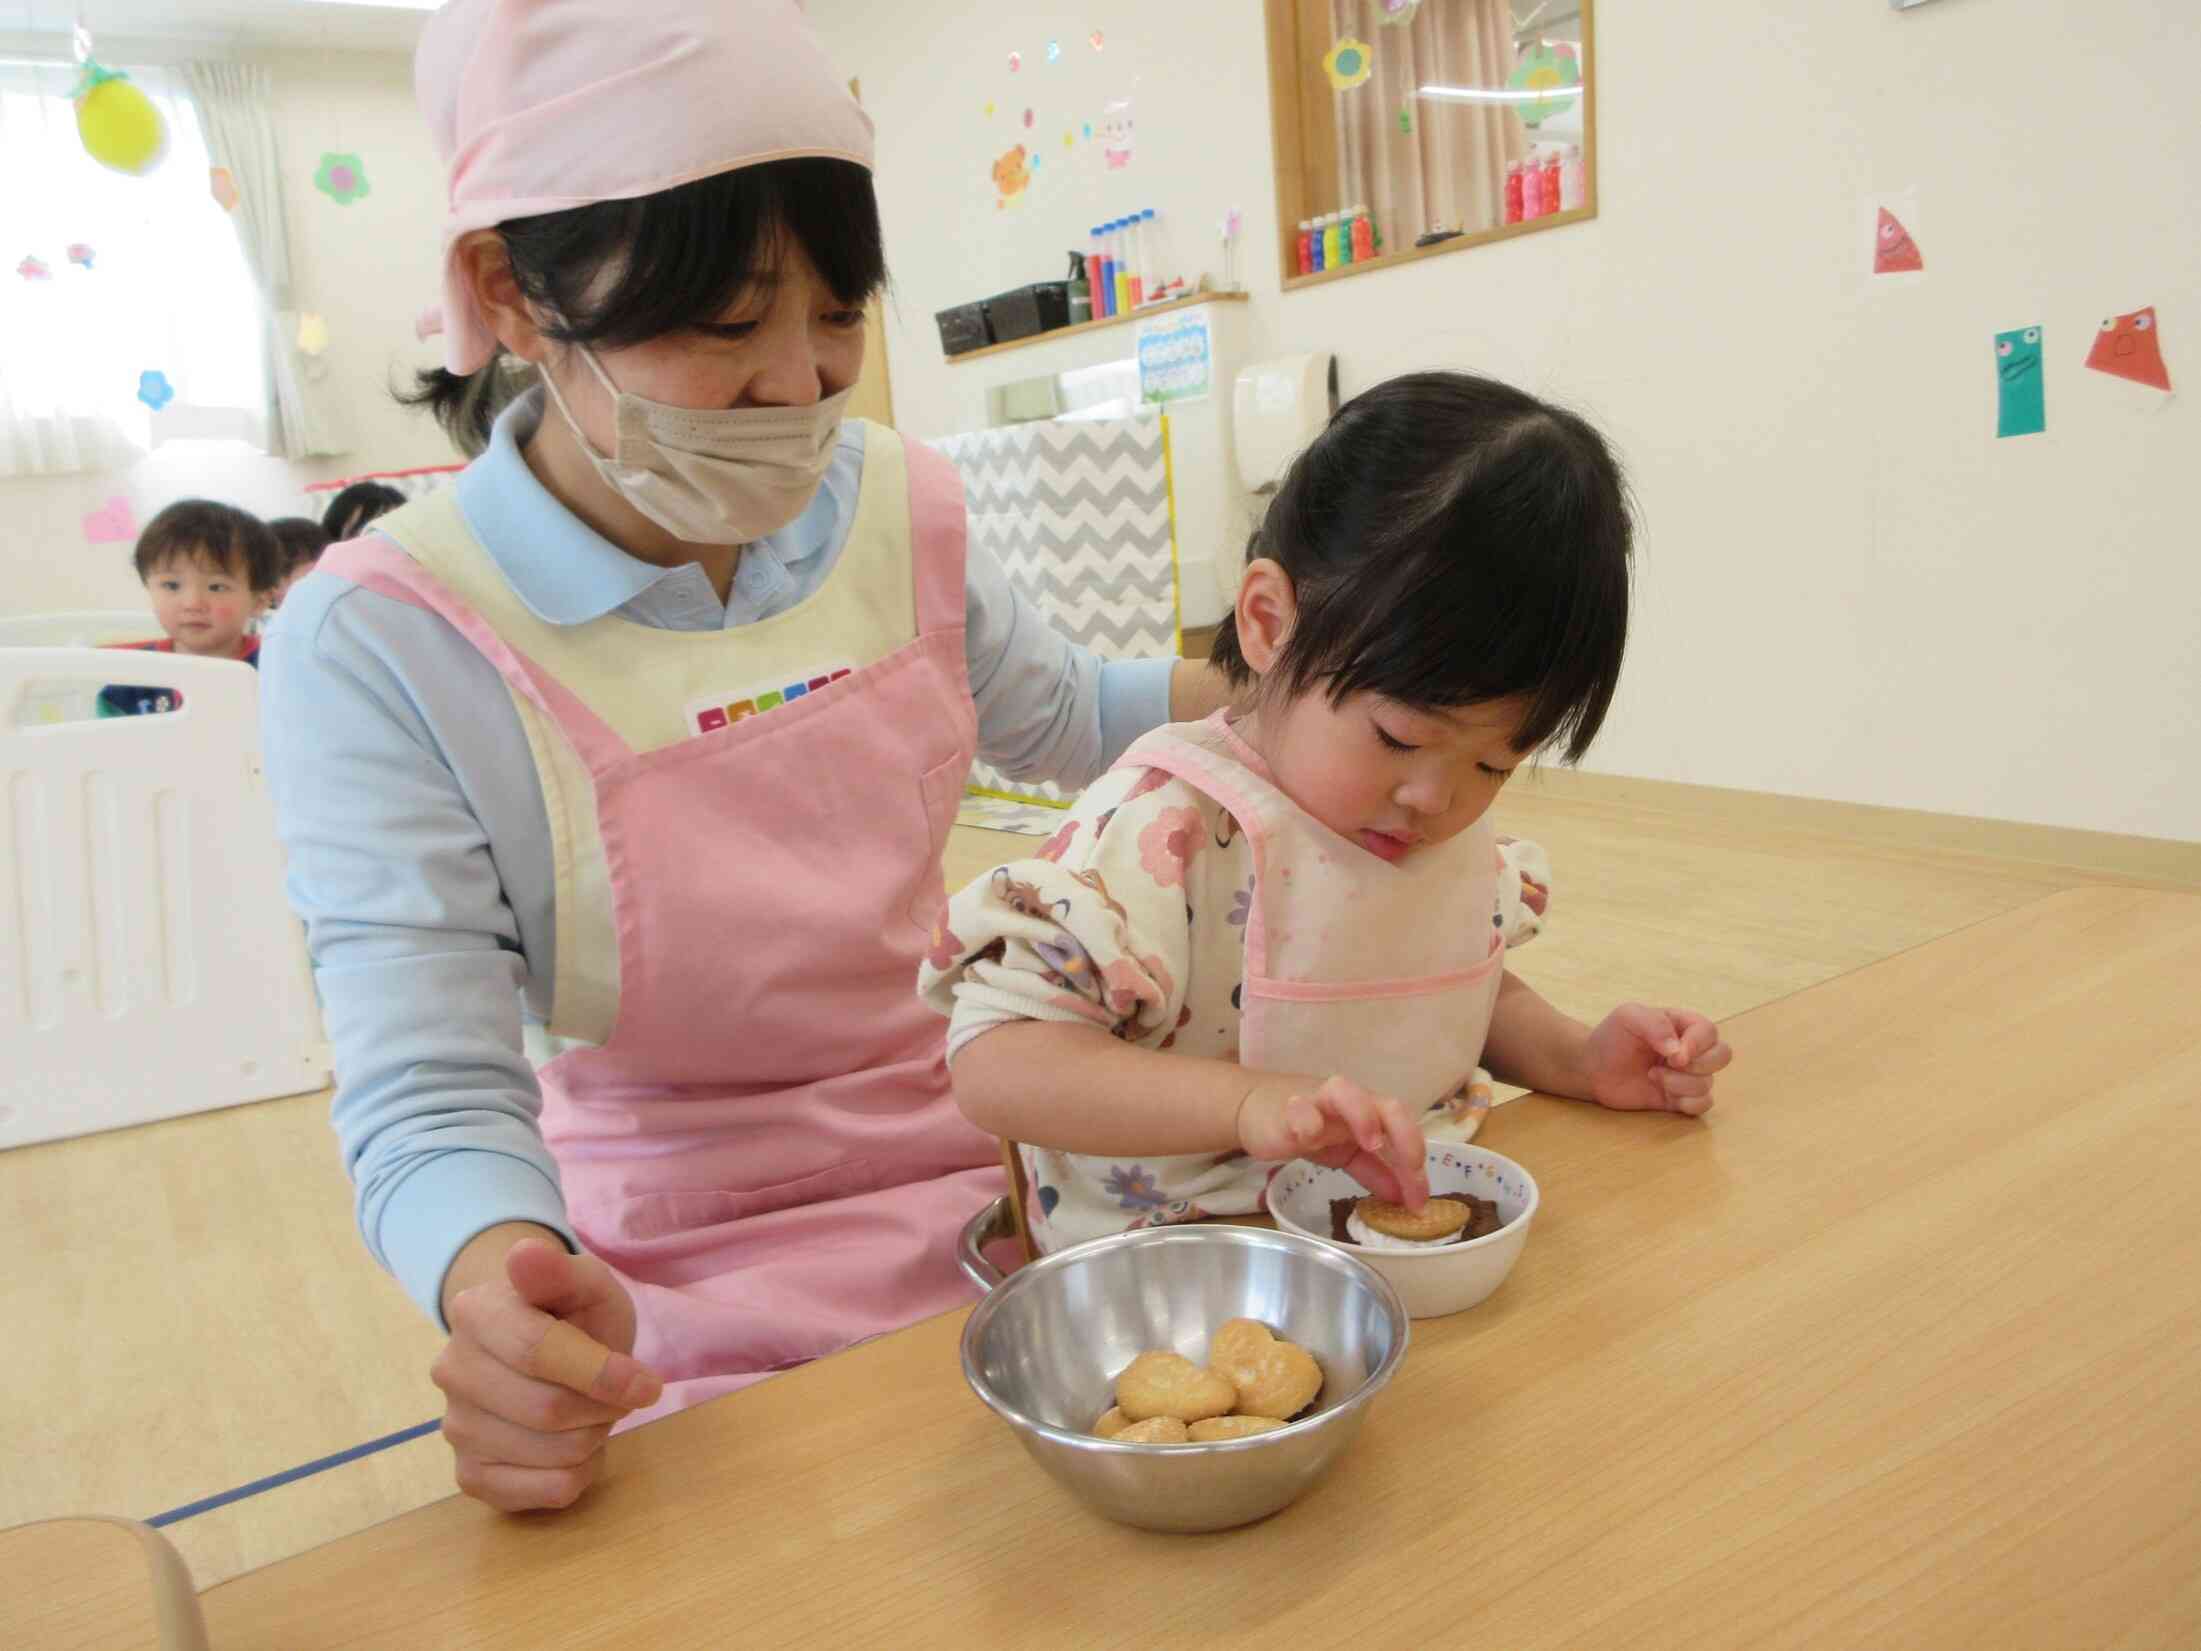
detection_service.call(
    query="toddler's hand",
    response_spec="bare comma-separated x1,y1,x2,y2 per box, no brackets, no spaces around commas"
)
1582,1004,1731,1117
1237,1074,1431,1209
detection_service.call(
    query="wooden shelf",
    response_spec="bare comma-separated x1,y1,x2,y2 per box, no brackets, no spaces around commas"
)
944,290,1249,367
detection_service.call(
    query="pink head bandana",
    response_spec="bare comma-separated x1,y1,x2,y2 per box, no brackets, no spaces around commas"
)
415,0,875,376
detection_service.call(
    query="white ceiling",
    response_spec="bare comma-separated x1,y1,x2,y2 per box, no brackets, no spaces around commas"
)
9,0,428,54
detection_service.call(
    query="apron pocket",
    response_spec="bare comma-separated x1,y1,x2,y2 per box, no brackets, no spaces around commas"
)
910,750,972,931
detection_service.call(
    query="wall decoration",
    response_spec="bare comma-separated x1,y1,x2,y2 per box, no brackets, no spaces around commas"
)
1139,307,1213,405
1379,0,1423,21
1023,106,1034,129
992,144,1032,208
2084,306,2171,392
1994,326,2045,439
209,165,240,212
17,254,53,282
1102,99,1135,169
136,369,175,413
1089,30,1105,51
1324,37,1374,92
1008,50,1022,72
1046,40,1062,63
66,243,95,271
1506,40,1579,125
297,313,331,356
1872,206,1923,274
82,495,139,545
313,151,370,205
74,61,168,176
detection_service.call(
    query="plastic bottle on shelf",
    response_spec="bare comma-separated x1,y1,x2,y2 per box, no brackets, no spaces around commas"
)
1297,219,1314,276
1325,211,1346,269
1138,208,1163,304
1110,219,1131,316
1542,150,1563,215
1310,212,1328,272
1090,225,1111,319
1520,154,1543,219
1503,160,1524,224
1559,144,1585,212
1350,204,1375,263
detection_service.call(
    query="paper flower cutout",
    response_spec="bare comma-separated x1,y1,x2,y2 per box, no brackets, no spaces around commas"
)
137,369,174,412
1089,30,1104,51
17,254,52,282
1007,50,1021,72
314,151,370,206
74,62,168,176
984,99,996,117
1046,40,1062,63
82,495,139,544
297,312,330,356
209,165,240,212
1324,38,1373,91
1507,41,1581,126
66,243,95,270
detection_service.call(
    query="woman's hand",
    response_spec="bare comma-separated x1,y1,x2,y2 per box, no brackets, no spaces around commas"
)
1237,1074,1432,1209
1581,1004,1732,1117
433,1231,664,1512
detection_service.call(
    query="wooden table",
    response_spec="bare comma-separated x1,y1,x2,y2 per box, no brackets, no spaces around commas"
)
172,887,2201,1645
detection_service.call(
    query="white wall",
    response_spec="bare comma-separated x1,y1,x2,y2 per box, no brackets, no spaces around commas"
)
811,0,2200,842
0,42,449,615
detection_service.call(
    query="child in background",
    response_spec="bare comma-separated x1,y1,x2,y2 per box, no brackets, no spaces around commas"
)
920,372,1732,1251
265,516,332,610
318,479,407,542
98,499,279,717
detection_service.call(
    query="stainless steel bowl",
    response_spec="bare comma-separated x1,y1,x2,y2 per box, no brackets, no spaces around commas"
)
957,1215,1410,1532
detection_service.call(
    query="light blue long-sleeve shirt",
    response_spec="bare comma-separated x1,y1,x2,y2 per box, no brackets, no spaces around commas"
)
262,390,1172,1326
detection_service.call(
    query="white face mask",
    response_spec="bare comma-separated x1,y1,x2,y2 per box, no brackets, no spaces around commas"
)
541,347,853,545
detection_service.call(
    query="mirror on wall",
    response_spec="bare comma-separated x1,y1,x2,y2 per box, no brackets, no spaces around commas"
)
1263,0,1595,288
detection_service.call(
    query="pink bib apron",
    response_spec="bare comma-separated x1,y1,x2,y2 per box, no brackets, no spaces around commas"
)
320,427,1002,1423
1117,712,1507,1111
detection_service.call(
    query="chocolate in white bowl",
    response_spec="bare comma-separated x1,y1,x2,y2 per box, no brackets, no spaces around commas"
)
1266,1144,1538,1319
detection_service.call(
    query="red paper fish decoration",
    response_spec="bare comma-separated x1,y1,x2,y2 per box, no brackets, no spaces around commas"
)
2083,306,2171,392
1873,206,1923,275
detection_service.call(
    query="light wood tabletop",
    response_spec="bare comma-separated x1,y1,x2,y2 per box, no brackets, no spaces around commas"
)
182,884,2201,1649
0,1518,208,1651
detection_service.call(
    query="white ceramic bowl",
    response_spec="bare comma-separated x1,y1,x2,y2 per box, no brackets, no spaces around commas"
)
1266,1144,1539,1319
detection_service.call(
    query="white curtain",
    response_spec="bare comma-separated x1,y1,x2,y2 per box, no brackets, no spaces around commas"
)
1330,0,1527,253
0,61,266,476
185,61,345,458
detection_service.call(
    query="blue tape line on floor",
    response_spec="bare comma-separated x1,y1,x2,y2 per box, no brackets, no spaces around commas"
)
146,1418,442,1529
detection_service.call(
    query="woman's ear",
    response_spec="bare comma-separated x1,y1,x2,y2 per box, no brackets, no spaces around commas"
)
453,230,551,365
1233,558,1298,675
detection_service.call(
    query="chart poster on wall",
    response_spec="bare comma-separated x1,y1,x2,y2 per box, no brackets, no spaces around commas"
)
1138,307,1211,405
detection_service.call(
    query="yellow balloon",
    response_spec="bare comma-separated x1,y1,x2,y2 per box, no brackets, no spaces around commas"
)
77,75,168,176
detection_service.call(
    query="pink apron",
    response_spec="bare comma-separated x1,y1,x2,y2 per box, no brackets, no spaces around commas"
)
320,428,1002,1422
1117,712,1507,1111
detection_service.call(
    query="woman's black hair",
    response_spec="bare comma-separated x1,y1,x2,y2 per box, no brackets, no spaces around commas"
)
132,499,282,596
318,482,405,541
1211,371,1633,763
402,158,887,453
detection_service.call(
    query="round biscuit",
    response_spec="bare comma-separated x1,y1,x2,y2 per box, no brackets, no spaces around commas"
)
1355,1194,1470,1241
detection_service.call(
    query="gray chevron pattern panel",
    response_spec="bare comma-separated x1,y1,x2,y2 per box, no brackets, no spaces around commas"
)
930,412,1181,807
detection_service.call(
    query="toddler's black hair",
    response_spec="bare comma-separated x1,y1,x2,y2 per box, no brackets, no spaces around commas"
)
268,515,331,573
403,159,886,453
1211,371,1633,762
318,482,405,541
132,500,281,596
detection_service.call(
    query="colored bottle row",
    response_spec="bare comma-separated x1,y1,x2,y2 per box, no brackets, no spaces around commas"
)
1088,211,1186,320
1295,205,1381,277
1504,145,1585,225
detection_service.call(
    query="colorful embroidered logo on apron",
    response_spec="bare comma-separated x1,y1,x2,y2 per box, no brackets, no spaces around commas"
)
686,664,853,734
